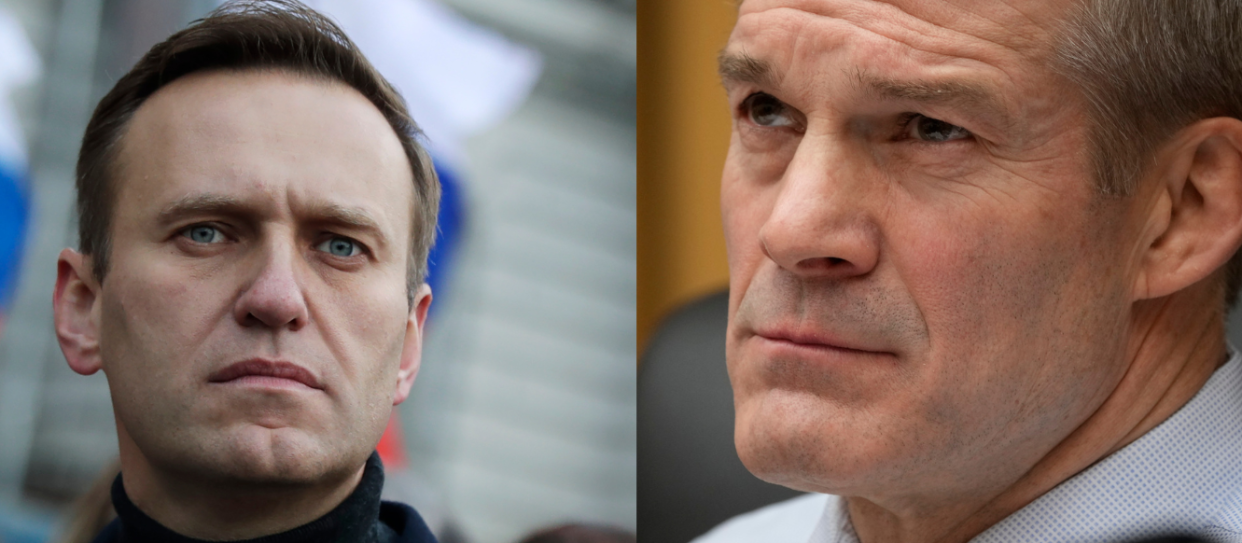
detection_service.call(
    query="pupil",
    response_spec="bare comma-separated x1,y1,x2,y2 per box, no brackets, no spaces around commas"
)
753,102,779,124
919,118,953,141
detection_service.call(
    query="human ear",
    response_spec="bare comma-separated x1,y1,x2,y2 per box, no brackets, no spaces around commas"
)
1133,117,1242,301
53,248,103,375
391,283,432,405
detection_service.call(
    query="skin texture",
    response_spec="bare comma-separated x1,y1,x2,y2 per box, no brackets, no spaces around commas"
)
53,69,432,540
720,1,1242,541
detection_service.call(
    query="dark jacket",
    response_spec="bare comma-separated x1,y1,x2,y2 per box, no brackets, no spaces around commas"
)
89,453,438,543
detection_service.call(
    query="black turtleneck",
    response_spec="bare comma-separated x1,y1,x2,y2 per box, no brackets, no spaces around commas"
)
91,452,438,543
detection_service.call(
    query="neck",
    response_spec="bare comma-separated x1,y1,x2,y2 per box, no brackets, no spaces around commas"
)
849,283,1229,543
115,428,366,540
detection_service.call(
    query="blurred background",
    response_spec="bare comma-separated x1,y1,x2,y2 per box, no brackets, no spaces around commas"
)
635,0,731,353
0,0,635,542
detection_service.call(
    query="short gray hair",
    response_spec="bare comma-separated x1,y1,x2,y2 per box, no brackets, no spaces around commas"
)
1053,0,1242,306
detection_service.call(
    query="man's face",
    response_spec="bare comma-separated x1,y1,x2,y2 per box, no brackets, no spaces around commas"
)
722,0,1143,498
96,69,425,484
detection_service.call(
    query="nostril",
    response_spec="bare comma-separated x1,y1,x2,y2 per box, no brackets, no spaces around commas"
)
796,256,850,272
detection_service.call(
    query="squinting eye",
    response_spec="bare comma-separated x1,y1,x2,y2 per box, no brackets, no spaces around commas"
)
742,92,795,127
907,115,971,142
182,225,224,244
315,237,361,257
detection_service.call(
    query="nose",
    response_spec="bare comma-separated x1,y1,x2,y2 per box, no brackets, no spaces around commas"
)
758,137,880,280
233,240,309,331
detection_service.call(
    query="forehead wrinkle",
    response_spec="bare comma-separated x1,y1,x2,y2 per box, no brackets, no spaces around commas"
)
879,0,1055,51
744,0,1033,70
735,4,1051,135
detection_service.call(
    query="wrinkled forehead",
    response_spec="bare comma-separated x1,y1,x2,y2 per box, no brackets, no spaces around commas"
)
728,0,1075,78
726,0,1083,138
734,0,1075,48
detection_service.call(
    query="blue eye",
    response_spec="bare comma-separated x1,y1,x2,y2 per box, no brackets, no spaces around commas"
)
907,114,971,142
316,237,361,257
183,225,224,243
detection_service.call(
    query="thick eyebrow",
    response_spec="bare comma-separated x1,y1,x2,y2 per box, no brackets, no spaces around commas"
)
156,193,255,227
307,203,390,251
851,70,1012,127
718,51,774,88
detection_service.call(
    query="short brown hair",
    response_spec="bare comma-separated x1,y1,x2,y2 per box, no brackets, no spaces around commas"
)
76,0,440,304
1052,0,1242,308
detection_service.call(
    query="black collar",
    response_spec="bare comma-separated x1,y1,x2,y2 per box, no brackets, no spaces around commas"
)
109,452,395,543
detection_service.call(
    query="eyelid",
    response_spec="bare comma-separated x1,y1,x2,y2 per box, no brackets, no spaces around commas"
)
898,113,973,143
738,91,803,130
739,92,776,116
314,233,370,257
729,86,762,109
177,222,234,242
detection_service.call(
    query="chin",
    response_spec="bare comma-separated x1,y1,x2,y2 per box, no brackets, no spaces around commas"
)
216,425,366,484
145,425,363,487
734,390,904,495
117,393,379,488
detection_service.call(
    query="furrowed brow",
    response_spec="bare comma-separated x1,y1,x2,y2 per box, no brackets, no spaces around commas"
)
307,203,390,251
308,203,374,229
718,51,775,88
157,195,392,251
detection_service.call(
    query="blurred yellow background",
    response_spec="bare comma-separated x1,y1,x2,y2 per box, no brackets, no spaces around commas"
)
637,0,738,350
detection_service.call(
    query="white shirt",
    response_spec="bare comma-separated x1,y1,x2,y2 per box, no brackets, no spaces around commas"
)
694,350,1242,543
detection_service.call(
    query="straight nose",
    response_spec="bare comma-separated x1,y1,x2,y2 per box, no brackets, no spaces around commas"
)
233,240,309,331
757,137,880,280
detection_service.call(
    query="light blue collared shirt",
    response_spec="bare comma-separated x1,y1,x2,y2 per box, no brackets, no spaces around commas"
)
695,349,1242,543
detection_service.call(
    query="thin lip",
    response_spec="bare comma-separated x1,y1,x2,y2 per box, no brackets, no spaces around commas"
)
752,326,892,355
208,359,323,390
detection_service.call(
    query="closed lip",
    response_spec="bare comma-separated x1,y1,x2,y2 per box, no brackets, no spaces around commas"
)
208,359,323,390
753,326,891,355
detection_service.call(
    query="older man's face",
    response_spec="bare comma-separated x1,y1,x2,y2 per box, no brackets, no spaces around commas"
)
95,69,425,484
722,0,1141,497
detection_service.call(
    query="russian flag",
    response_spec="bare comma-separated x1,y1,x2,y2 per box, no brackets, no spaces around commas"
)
0,7,39,333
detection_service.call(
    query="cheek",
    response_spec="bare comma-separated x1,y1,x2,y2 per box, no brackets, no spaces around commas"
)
100,256,226,375
893,199,1125,419
897,197,1077,338
721,157,780,284
97,256,238,433
315,269,409,393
